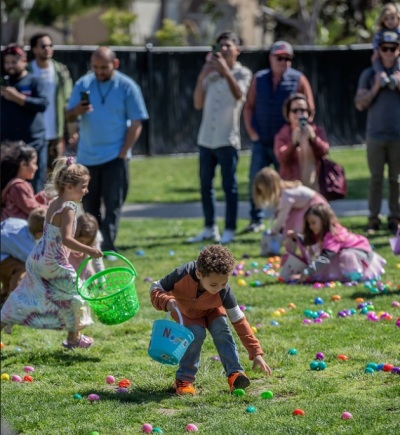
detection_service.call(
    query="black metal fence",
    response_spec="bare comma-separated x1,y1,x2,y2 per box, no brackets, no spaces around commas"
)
53,45,372,155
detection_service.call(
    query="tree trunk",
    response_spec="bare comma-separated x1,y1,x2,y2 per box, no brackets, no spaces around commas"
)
1,0,36,46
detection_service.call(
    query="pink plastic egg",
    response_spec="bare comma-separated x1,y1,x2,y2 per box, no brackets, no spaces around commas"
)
186,423,199,432
142,423,153,433
106,375,115,384
341,412,353,420
88,393,100,402
11,375,22,383
23,366,35,373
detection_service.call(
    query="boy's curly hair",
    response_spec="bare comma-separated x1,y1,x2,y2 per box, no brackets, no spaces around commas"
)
196,245,235,276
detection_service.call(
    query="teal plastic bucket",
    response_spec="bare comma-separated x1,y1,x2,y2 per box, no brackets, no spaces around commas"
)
148,307,194,365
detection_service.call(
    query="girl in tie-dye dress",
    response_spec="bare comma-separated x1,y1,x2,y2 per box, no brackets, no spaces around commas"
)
0,157,103,349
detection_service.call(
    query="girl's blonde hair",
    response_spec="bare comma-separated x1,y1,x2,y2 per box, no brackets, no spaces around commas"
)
45,157,89,199
252,167,301,209
303,203,339,245
376,2,400,30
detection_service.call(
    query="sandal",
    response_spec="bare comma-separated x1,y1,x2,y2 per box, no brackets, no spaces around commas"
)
62,334,94,350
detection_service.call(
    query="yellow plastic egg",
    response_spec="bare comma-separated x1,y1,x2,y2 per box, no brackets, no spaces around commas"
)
251,326,258,333
237,279,247,286
1,373,10,381
272,310,282,317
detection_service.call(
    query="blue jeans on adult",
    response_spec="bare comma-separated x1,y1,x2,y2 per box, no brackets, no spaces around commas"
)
248,140,279,223
30,137,47,193
199,145,238,231
83,157,129,252
176,316,244,383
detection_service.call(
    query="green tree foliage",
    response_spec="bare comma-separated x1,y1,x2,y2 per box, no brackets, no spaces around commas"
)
100,8,137,46
155,18,188,47
27,0,129,25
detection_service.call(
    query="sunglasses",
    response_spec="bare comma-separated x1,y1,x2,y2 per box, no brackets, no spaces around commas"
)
41,44,53,49
275,56,292,62
379,45,397,53
290,108,309,114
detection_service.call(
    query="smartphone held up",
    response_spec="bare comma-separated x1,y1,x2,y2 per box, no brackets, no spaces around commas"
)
80,91,90,105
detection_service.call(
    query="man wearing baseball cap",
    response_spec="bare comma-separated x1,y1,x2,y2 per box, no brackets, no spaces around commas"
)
355,31,400,234
243,40,315,233
1,44,48,192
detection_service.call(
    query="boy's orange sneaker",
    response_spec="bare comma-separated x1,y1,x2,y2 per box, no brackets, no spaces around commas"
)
174,379,196,395
228,372,250,392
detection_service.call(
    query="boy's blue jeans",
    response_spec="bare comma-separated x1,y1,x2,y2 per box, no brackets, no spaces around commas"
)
176,316,244,383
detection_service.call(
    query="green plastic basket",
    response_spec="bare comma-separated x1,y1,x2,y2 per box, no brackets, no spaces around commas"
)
76,251,139,325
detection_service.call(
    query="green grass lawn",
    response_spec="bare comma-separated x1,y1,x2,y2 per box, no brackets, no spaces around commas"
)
126,147,383,203
1,217,399,435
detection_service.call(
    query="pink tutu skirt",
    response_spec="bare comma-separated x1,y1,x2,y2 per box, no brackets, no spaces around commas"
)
307,249,386,283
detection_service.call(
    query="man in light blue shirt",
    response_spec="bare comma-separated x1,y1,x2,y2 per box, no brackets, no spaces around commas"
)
66,47,148,255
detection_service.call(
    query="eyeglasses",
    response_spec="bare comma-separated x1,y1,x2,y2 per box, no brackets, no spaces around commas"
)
41,44,53,49
379,45,397,53
276,56,292,62
290,108,309,114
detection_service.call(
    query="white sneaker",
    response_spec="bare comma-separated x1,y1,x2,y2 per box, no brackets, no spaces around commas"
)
220,229,235,244
186,226,220,243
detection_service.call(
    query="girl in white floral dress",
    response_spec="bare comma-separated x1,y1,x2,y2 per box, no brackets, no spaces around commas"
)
1,157,103,348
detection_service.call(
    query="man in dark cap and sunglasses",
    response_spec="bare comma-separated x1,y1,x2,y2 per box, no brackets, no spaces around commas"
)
0,44,48,192
243,40,315,233
355,31,400,235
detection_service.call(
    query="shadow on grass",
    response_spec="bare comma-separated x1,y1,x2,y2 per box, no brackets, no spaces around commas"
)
79,386,175,404
0,349,101,366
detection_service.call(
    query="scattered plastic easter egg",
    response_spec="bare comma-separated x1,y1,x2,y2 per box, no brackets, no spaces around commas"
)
337,354,349,361
88,394,100,402
261,390,273,399
364,367,375,374
23,375,33,382
152,427,163,433
168,250,175,256
232,388,245,397
318,361,327,370
90,432,99,435
366,362,378,370
11,375,22,382
288,348,298,355
310,361,319,371
106,375,115,384
270,321,279,326
287,303,296,309
118,378,131,388
272,310,282,317
303,319,312,324
186,423,199,432
251,326,258,333
116,387,129,393
246,406,256,413
331,294,341,301
341,412,353,420
0,342,4,348
292,408,305,416
316,352,324,360
237,279,247,286
392,301,400,308
383,364,394,372
73,393,82,399
136,250,145,256
14,347,21,352
239,304,246,311
314,297,324,305
142,423,153,433
1,373,10,381
23,366,35,373
144,277,153,282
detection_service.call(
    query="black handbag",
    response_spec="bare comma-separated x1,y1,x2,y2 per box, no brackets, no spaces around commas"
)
318,157,347,201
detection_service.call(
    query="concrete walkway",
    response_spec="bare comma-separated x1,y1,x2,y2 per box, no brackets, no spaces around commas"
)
121,199,388,219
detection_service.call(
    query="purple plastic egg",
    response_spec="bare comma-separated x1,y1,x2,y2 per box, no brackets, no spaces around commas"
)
316,352,325,360
313,318,323,323
303,319,312,324
23,366,35,373
11,375,22,383
88,393,100,401
116,387,129,393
